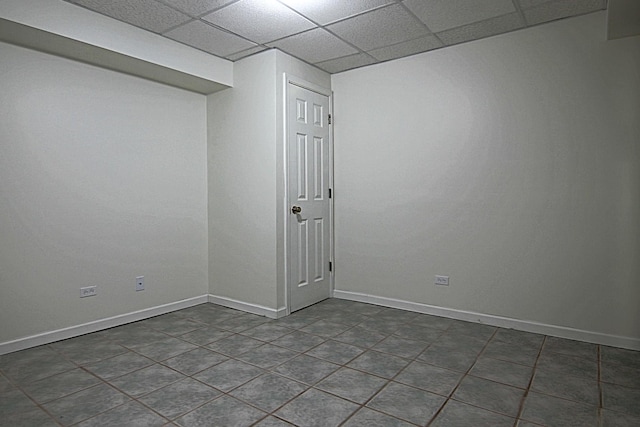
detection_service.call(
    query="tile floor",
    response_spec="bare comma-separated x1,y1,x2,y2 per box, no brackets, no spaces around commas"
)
1,299,639,426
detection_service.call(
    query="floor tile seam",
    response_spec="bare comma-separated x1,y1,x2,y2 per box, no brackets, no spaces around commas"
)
478,352,539,368
1,374,67,426
137,382,223,422
67,397,172,426
539,347,600,363
463,369,531,391
434,396,521,424
20,367,107,407
226,377,311,417
514,333,547,421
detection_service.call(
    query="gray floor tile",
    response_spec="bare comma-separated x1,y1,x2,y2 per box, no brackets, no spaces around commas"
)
0,373,13,393
435,331,489,350
0,407,59,427
100,324,169,349
241,323,293,341
178,326,233,346
138,378,220,419
600,409,640,427
315,367,387,404
22,368,100,403
601,362,640,389
601,383,640,417
367,382,445,425
393,323,443,342
271,330,326,352
50,335,127,365
417,343,480,372
372,335,428,359
175,395,266,427
320,312,368,326
447,320,497,340
431,399,515,427
394,360,463,396
230,373,307,412
0,388,39,418
206,334,265,357
339,302,384,317
76,401,167,426
306,340,364,364
520,391,598,427
543,336,597,360
216,314,270,332
531,368,599,406
536,351,598,380
601,346,640,370
342,407,414,426
273,354,340,385
142,317,206,336
109,364,185,397
0,346,76,385
84,351,154,380
482,338,540,366
375,307,420,323
275,388,359,427
254,416,296,426
43,383,130,426
334,326,386,348
162,347,228,375
492,328,545,348
470,356,533,389
193,359,264,392
347,350,409,379
134,336,198,361
452,375,524,417
237,344,298,369
301,320,351,337
357,317,403,335
272,313,319,329
409,313,454,330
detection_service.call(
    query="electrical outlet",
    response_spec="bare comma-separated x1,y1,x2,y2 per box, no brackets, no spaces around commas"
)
80,286,97,298
435,275,449,286
136,276,145,292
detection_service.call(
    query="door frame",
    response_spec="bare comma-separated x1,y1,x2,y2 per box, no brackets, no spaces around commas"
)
282,73,334,316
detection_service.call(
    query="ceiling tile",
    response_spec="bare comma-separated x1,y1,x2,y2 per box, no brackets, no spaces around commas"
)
225,46,268,61
278,0,394,25
327,4,429,51
367,35,443,61
522,0,606,26
404,0,517,33
165,20,257,57
315,53,377,74
68,0,191,33
437,12,524,46
160,0,237,17
202,0,315,44
268,28,358,64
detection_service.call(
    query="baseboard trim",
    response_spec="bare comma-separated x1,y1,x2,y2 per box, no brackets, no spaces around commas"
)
333,290,640,351
0,295,209,356
208,295,286,319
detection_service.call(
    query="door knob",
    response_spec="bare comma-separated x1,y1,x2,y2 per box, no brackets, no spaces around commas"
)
291,206,302,214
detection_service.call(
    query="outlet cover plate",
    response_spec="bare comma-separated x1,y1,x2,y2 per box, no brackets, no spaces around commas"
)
435,275,449,286
136,276,145,291
80,286,97,297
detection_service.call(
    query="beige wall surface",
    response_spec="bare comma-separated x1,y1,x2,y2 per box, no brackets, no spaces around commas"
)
0,42,209,343
331,12,640,339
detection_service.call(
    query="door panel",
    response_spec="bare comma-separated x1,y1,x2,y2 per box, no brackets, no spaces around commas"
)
288,83,331,312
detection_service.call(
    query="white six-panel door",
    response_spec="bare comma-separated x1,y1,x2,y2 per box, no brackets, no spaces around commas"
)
288,82,331,312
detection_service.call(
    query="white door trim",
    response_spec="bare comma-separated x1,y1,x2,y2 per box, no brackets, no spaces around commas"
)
283,73,333,315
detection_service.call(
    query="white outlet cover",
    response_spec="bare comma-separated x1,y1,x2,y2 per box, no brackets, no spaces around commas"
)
435,275,449,286
80,286,97,297
136,276,145,291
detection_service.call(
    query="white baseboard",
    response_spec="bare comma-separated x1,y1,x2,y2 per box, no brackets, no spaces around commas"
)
333,290,640,351
208,294,286,319
0,295,209,356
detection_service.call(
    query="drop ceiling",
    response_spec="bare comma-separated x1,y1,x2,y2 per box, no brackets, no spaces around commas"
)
64,0,607,74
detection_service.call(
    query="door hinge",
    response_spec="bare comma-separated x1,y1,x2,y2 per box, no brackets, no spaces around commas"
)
328,114,332,125
329,261,333,272
329,188,332,199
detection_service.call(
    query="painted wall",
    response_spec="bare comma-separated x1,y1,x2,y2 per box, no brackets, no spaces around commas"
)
207,49,330,313
331,12,640,340
0,42,208,343
208,51,279,310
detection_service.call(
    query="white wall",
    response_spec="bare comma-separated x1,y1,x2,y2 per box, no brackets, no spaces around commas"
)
332,11,640,341
208,51,279,310
0,42,209,344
